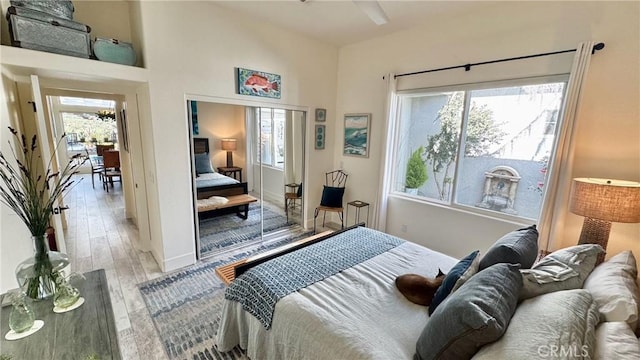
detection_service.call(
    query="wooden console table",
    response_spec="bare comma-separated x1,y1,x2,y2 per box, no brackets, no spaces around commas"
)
0,269,121,359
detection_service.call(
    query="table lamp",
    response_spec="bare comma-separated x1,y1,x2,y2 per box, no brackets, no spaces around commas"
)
569,178,640,262
221,139,237,167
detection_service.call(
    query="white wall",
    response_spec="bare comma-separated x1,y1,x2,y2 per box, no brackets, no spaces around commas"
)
335,1,640,259
196,102,246,172
137,1,338,271
0,70,32,292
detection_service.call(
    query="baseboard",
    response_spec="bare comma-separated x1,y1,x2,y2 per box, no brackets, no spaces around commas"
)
162,252,196,272
261,189,284,206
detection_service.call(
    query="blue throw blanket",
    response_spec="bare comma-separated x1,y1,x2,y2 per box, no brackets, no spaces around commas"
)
224,227,404,329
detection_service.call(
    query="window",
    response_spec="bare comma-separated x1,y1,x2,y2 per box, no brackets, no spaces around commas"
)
256,108,285,168
392,77,567,221
59,96,115,108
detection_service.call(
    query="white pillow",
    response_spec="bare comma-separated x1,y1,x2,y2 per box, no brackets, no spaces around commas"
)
197,196,229,210
594,322,640,360
584,251,640,330
206,196,229,205
519,244,603,300
473,289,600,360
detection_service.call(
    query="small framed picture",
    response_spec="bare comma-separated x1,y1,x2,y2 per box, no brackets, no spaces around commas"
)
315,108,326,122
315,125,325,150
343,113,371,157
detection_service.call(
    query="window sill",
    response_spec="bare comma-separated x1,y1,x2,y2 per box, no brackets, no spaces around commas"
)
389,192,533,227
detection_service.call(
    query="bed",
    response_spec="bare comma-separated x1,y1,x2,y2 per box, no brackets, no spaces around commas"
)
193,137,246,198
215,225,640,359
193,138,253,217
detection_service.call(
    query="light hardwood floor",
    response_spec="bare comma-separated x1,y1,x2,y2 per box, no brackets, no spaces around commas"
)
64,174,168,360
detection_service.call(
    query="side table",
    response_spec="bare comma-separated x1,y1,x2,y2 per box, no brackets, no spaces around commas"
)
346,200,370,227
0,269,121,359
217,166,242,181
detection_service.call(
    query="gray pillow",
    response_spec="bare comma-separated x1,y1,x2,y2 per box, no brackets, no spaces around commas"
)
478,225,538,271
473,289,599,360
194,152,214,174
415,263,522,360
519,244,603,300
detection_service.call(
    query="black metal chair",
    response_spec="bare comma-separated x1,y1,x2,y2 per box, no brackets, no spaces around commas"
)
285,183,302,222
314,170,348,233
86,149,104,189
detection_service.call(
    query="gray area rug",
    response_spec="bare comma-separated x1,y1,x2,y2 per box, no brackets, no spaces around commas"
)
138,230,313,360
199,203,293,258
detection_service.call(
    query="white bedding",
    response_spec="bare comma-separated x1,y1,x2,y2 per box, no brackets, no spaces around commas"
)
196,172,239,188
216,241,457,359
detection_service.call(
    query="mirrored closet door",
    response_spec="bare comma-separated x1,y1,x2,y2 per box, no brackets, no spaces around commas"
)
188,101,305,259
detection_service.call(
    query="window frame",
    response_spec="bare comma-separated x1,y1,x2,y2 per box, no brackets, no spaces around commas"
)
389,74,570,223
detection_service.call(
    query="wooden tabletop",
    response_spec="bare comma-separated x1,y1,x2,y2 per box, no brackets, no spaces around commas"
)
0,269,121,359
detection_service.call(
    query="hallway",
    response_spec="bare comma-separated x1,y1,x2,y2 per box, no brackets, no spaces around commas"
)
64,174,167,359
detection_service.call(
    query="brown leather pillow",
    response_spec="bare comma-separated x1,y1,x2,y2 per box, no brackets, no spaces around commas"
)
395,269,445,306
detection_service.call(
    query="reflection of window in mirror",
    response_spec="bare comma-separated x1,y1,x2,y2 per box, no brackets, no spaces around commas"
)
258,108,285,168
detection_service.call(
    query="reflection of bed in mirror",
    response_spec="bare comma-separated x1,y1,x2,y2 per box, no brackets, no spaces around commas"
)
193,137,253,218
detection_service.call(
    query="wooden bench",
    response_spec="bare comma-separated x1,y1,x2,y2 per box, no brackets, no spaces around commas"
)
215,230,334,285
197,194,257,219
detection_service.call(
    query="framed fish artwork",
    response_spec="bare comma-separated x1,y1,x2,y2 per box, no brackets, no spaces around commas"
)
343,113,371,158
236,67,281,99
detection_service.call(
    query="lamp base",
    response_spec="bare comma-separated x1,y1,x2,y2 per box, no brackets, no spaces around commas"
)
226,151,234,168
578,217,610,265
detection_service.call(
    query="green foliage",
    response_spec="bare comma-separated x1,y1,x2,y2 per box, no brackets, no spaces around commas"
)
405,146,428,189
425,92,505,200
0,354,13,360
61,112,116,142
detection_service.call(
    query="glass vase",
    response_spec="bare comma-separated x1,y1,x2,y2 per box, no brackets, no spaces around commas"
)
8,291,35,333
15,235,69,300
53,275,81,309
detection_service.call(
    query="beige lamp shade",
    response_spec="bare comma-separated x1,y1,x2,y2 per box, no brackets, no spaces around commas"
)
569,178,640,223
570,178,640,264
221,139,237,151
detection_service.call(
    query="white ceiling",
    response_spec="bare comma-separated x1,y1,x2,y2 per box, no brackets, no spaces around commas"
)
213,0,501,47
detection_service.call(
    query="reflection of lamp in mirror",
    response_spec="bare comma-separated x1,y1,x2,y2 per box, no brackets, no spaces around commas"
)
221,138,237,167
569,178,640,263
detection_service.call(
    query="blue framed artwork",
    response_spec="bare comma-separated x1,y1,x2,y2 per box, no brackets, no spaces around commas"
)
188,100,199,135
315,125,325,150
344,113,371,157
236,67,281,99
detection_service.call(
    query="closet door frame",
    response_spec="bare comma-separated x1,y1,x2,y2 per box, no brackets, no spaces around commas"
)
185,94,309,259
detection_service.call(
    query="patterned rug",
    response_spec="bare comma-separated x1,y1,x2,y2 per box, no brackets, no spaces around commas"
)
138,229,313,360
199,203,292,258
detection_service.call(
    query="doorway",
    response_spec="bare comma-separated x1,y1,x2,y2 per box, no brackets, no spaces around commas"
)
22,76,152,256
49,95,119,179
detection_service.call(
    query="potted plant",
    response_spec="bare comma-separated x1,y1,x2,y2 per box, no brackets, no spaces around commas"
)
96,110,115,121
0,127,85,299
405,146,428,195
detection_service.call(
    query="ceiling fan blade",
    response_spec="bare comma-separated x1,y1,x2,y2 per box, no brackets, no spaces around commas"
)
353,0,389,25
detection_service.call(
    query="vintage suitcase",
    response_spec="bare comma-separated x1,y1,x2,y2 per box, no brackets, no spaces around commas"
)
10,0,74,20
6,6,91,58
93,38,136,66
